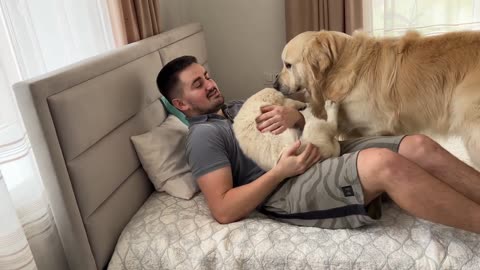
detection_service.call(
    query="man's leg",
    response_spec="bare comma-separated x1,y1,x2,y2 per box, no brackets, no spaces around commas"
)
397,134,480,204
358,148,480,233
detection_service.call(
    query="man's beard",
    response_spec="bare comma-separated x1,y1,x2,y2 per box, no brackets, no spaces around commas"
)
193,96,225,115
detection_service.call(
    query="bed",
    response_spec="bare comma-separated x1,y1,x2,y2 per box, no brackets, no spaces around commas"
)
13,23,480,270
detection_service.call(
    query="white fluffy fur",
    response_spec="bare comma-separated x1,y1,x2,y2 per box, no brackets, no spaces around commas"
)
233,88,340,171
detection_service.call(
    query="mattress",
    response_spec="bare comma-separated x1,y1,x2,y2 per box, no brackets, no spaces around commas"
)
108,192,480,270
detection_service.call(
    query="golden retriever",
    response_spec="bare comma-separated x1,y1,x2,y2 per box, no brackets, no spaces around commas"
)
232,88,340,171
275,30,480,167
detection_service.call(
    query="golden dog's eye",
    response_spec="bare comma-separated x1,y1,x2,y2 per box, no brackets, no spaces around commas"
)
285,63,292,69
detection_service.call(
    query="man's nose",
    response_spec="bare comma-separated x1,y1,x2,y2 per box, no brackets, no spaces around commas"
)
206,78,215,89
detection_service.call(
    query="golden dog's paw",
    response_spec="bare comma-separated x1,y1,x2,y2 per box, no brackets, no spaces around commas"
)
324,100,338,111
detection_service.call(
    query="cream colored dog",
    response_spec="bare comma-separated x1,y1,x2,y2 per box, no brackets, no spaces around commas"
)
232,88,340,171
275,30,480,167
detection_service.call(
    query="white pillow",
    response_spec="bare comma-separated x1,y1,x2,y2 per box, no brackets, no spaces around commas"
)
131,115,198,199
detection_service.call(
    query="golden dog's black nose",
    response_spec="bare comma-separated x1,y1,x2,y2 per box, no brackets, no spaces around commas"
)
273,74,280,90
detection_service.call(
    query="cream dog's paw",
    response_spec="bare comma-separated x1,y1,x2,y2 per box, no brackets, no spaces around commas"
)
324,100,338,112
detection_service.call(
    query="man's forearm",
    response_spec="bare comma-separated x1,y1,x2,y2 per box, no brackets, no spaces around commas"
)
216,169,285,223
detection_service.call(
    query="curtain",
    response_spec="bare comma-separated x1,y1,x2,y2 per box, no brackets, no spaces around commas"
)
0,172,36,270
285,0,364,41
363,0,480,36
0,0,114,269
107,0,161,47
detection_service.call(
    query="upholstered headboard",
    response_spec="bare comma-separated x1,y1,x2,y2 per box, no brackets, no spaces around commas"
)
13,23,208,270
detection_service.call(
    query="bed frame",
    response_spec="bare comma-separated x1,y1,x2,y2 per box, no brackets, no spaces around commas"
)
13,23,208,270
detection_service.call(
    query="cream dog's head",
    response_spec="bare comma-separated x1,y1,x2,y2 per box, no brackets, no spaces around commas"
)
274,31,350,100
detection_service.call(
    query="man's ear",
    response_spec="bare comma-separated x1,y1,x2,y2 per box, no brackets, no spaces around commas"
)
172,98,189,112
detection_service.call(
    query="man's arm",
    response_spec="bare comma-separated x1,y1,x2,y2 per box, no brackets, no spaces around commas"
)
197,166,284,224
198,142,320,224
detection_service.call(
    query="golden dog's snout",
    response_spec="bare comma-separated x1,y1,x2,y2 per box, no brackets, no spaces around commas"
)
273,73,280,91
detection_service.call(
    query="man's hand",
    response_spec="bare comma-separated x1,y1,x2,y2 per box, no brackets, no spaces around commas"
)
272,141,322,179
255,105,305,134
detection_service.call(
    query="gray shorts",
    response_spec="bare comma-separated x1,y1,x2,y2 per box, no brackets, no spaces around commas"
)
259,135,406,229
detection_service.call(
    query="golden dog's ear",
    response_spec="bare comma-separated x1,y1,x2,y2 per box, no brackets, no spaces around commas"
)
317,32,355,102
305,31,349,80
302,32,337,115
305,32,333,79
304,31,353,103
310,87,327,120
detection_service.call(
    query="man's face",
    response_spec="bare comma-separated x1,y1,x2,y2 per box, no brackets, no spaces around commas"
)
174,63,224,117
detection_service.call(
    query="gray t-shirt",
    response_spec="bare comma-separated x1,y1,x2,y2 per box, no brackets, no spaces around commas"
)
186,101,265,187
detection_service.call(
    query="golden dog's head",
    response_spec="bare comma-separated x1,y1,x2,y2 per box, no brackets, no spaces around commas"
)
274,31,351,100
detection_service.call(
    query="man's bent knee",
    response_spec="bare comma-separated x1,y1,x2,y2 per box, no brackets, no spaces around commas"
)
399,134,441,162
357,148,402,203
358,148,400,178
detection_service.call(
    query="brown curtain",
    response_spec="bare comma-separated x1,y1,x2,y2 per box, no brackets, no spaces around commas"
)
107,0,161,47
285,0,363,41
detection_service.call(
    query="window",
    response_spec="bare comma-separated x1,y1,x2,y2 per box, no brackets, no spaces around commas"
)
363,0,480,36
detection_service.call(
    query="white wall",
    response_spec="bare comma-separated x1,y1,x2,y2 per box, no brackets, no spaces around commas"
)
158,0,191,32
158,0,286,101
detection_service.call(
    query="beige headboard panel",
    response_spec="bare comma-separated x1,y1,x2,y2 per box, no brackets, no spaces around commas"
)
13,23,208,270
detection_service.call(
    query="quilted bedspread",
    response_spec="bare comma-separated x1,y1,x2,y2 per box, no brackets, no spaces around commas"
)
108,191,480,270
108,136,479,269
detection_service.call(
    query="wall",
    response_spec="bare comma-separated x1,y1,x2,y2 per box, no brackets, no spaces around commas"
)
158,0,286,101
158,0,191,32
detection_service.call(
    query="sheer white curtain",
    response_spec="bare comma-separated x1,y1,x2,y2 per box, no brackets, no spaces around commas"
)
363,0,480,36
0,1,114,269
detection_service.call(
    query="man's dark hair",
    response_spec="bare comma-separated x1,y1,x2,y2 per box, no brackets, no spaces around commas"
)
156,55,198,102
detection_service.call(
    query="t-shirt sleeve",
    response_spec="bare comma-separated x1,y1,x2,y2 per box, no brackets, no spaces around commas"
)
186,124,230,179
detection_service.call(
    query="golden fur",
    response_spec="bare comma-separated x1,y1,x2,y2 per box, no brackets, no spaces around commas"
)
276,30,480,167
232,88,340,171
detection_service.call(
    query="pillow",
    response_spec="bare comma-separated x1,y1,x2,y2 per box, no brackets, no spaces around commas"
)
131,115,198,199
160,96,189,126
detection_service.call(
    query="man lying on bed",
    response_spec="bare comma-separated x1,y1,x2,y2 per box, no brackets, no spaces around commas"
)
156,55,480,233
